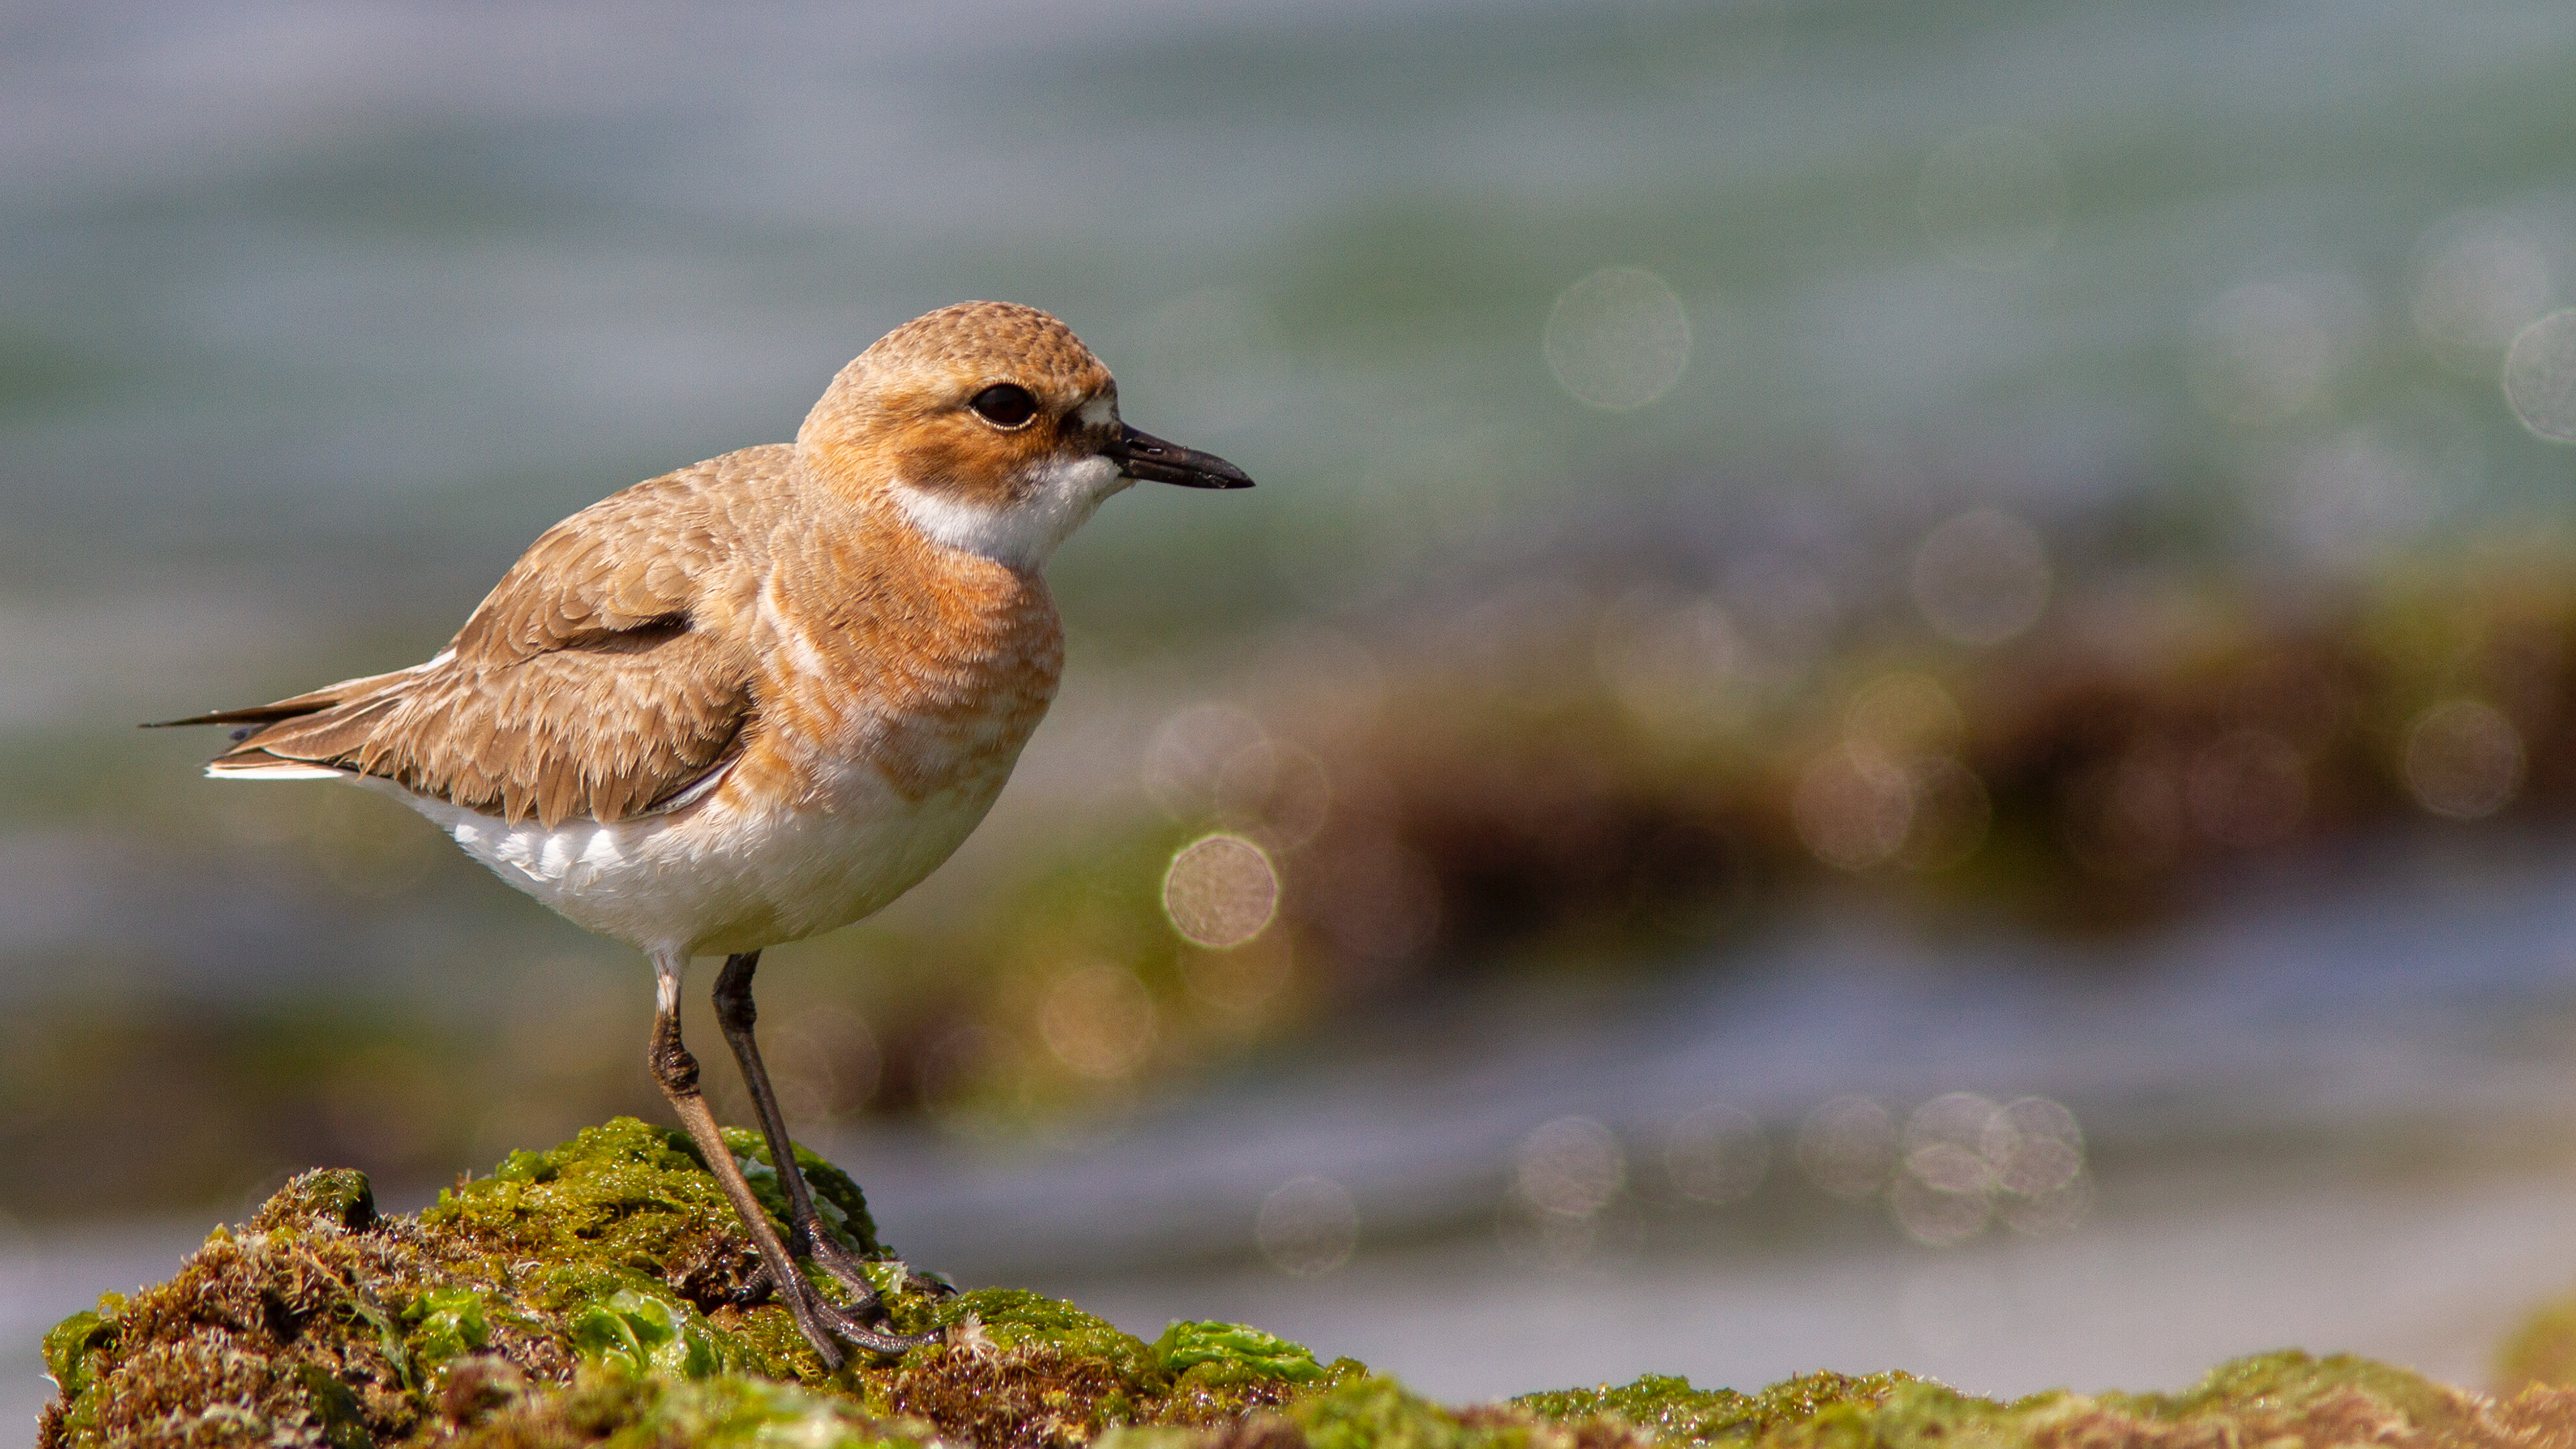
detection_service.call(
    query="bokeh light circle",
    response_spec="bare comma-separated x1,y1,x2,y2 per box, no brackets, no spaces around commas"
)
1143,703,1270,818
1796,1095,1896,1199
1999,1169,2094,1236
1888,1169,1991,1246
2404,700,2524,820
1985,1096,2084,1197
2412,213,2555,368
1513,1116,1626,1218
1595,587,1749,737
1911,508,2051,646
1544,266,1692,411
1162,834,1280,948
1845,674,1965,753
1038,963,1158,1079
1793,745,1914,870
1257,1175,1358,1277
2504,309,2576,442
1903,1093,2000,1174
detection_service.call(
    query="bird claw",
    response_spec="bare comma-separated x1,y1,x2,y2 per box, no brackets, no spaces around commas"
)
812,1293,941,1358
755,1258,938,1367
749,1231,948,1364
805,1232,957,1316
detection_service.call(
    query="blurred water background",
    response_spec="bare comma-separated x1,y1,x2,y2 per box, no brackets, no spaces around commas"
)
10,0,2576,1435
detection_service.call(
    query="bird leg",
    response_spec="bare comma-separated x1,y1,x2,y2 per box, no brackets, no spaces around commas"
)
647,951,921,1367
711,951,951,1319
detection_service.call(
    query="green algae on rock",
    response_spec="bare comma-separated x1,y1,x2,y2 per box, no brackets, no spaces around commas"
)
1750,1350,2576,1449
40,1118,2576,1449
1515,1368,1915,1444
33,1119,1361,1449
1154,1321,1328,1386
36,1117,914,1447
435,1371,923,1449
1103,1356,2576,1449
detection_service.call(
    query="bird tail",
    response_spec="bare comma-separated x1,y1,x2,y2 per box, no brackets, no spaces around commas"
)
147,664,428,781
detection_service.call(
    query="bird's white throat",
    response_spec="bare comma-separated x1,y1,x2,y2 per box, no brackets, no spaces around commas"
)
892,453,1130,569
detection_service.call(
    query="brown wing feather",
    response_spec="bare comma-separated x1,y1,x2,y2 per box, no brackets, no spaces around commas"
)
147,674,412,731
196,446,794,828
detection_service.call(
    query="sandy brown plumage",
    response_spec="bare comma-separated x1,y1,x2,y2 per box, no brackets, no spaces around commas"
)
174,441,1073,832
152,300,1253,1370
167,301,1120,833
177,449,778,828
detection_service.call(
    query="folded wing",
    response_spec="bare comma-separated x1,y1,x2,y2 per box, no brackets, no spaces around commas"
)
167,449,789,828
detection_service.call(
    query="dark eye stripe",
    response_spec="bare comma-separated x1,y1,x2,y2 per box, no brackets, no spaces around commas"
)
970,384,1037,429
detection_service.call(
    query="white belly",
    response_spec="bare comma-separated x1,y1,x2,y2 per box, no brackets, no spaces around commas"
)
359,757,1012,957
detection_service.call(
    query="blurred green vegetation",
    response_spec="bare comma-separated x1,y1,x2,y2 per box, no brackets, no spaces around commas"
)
7,1,2576,1224
16,531,2576,1218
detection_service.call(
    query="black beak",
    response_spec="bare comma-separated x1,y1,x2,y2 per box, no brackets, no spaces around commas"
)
1110,423,1255,489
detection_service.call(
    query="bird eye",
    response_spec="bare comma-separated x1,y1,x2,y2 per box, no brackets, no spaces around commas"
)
969,384,1038,429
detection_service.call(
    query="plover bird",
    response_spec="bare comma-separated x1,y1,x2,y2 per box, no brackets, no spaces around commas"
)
153,301,1253,1365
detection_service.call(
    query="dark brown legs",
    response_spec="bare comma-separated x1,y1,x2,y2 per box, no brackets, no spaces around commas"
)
713,951,947,1319
649,949,930,1367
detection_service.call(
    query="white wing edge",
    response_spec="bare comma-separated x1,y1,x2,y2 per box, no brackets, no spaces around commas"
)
645,757,734,814
205,761,353,781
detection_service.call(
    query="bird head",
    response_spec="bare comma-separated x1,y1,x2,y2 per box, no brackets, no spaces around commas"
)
799,301,1252,569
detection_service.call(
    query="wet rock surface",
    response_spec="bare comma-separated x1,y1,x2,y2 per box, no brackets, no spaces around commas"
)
38,1118,2576,1448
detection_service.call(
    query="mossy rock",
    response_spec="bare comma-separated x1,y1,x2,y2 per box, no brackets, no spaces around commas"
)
38,1118,2576,1449
36,1118,895,1446
32,1118,1353,1449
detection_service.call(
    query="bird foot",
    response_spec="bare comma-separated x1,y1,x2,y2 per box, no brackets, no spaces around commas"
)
791,1222,957,1307
749,1256,940,1367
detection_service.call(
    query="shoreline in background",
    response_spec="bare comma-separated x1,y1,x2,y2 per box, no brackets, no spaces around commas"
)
20,832,2576,1430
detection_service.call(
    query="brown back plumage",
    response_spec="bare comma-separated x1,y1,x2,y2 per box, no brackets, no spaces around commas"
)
184,448,784,827
164,301,1113,830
